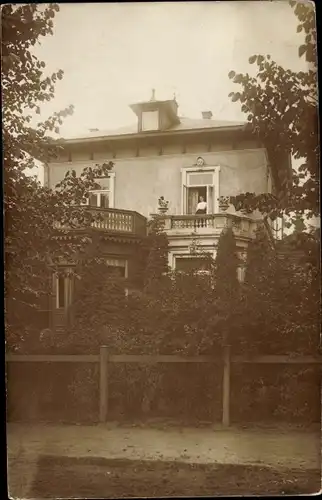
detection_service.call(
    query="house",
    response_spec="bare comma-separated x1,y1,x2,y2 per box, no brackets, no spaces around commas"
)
45,91,290,328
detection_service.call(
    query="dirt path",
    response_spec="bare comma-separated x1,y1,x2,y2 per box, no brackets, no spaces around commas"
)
7,423,321,498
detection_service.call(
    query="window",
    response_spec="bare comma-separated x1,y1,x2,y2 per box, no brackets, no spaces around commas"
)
106,258,128,278
57,276,65,308
174,252,212,274
175,256,211,273
181,166,220,215
86,173,115,208
89,190,110,208
174,255,214,286
54,269,74,310
142,110,159,131
237,266,246,283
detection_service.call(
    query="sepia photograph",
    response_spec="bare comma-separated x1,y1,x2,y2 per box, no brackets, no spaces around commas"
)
3,0,321,498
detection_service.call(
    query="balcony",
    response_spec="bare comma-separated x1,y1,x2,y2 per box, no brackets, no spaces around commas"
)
54,207,147,237
160,213,261,240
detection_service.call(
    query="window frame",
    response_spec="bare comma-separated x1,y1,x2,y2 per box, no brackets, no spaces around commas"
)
54,267,74,310
174,254,213,274
88,189,110,208
141,110,159,131
181,165,220,215
169,249,216,272
105,257,128,279
85,172,115,208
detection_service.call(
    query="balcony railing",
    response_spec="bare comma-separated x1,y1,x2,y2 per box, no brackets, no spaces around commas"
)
160,213,261,238
54,207,147,237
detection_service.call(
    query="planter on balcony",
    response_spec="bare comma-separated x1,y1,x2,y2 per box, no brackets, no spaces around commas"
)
158,196,169,214
158,207,169,214
218,196,230,212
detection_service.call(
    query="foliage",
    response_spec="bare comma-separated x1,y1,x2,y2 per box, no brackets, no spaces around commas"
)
244,226,276,286
214,227,240,292
143,216,170,292
158,196,169,209
53,220,226,356
235,226,320,355
3,4,115,349
227,1,318,221
46,220,319,358
212,227,240,345
68,259,127,344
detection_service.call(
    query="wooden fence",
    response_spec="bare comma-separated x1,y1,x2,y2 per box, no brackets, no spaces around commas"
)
6,347,322,426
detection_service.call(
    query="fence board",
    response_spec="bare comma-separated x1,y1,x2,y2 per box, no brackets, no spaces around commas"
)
108,354,221,363
5,354,99,363
222,346,231,426
6,354,322,364
99,346,109,422
231,355,322,364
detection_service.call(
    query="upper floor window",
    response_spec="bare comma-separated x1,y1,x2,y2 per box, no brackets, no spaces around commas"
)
86,173,115,208
141,110,159,131
181,166,220,215
89,190,109,208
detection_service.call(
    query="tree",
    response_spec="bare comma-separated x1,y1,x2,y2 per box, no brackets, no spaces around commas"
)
236,226,319,355
227,1,318,222
214,227,240,290
59,257,127,352
2,4,114,349
143,216,170,292
212,227,240,345
226,0,320,358
244,226,276,287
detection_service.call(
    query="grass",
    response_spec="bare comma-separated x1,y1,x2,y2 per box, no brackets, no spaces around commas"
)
28,455,321,498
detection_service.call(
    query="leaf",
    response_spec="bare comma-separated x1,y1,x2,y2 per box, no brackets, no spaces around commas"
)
234,74,244,84
231,92,241,102
228,70,236,79
248,55,257,64
298,44,306,57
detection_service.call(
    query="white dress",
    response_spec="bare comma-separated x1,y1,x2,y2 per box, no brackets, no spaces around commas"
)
196,201,207,213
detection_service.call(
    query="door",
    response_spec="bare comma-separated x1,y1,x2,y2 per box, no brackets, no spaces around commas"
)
187,188,199,214
206,185,215,214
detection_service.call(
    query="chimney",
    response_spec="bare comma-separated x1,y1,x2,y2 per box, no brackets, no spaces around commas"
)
202,111,213,120
150,88,156,101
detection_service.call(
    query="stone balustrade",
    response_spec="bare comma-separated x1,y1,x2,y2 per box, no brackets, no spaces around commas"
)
159,213,260,239
54,207,147,236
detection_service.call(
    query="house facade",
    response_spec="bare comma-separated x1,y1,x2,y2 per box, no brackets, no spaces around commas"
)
44,92,289,327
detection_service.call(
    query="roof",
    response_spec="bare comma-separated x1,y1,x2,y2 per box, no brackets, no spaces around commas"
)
62,116,247,142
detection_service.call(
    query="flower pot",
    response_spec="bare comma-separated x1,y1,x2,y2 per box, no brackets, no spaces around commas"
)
218,196,230,212
158,207,168,214
219,203,229,212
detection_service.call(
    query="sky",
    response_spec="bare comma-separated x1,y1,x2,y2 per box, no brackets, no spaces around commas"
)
33,0,309,139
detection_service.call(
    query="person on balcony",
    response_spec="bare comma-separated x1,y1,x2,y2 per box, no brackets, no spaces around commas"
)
195,195,207,228
195,196,207,214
